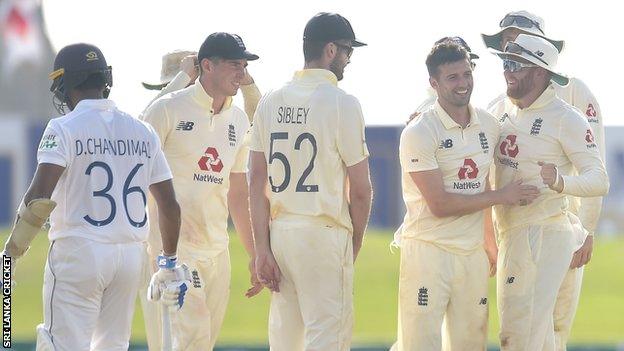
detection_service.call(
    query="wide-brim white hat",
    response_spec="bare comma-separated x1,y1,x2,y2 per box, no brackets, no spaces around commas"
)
481,10,565,53
142,50,196,90
490,33,569,86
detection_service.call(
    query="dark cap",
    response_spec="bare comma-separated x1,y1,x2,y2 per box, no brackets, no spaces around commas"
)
198,32,259,62
434,36,480,60
303,12,366,47
52,43,110,74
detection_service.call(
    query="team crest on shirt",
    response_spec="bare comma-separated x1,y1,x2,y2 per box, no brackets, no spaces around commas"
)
38,134,58,150
228,124,236,146
586,103,599,123
418,287,429,306
585,129,597,149
499,113,509,123
478,132,489,153
530,118,543,136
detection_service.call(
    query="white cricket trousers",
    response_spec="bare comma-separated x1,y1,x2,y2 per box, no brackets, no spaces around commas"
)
140,246,231,351
396,239,489,351
497,219,577,351
268,218,354,351
39,237,144,351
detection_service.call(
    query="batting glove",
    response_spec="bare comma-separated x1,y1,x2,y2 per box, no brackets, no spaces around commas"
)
147,255,191,311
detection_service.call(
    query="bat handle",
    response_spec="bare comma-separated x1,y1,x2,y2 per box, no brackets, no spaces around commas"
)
162,307,173,351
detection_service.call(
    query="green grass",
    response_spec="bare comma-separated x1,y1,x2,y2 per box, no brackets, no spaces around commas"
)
6,230,624,346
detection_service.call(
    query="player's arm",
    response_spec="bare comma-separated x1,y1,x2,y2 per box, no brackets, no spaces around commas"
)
346,159,372,262
540,113,609,196
2,163,63,259
240,70,261,122
149,179,180,256
483,179,497,277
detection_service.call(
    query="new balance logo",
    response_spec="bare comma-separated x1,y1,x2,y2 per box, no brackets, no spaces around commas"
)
506,276,515,284
418,287,429,306
479,297,488,305
176,121,195,131
438,139,453,149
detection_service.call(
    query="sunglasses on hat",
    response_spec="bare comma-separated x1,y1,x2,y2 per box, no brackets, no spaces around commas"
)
503,59,536,73
500,14,544,34
504,41,548,65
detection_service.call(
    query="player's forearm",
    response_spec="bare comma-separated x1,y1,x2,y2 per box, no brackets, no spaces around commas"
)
249,182,271,254
157,200,180,256
228,190,255,258
578,196,603,234
561,168,609,197
429,191,498,218
483,208,497,250
240,83,261,122
349,183,372,259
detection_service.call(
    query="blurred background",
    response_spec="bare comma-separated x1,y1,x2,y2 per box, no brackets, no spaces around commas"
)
1,0,622,349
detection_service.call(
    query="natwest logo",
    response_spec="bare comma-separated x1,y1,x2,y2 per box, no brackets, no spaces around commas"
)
198,147,224,172
458,158,479,180
586,104,597,118
585,129,595,143
499,135,519,158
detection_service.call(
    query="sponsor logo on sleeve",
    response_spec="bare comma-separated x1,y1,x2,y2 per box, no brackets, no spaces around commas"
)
585,103,599,123
585,129,597,149
38,134,58,150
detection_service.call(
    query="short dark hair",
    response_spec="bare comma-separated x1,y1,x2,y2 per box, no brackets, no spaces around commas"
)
303,40,328,62
426,42,470,78
74,72,107,92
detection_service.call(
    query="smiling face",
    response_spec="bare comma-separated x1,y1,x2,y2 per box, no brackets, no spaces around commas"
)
504,65,537,100
430,58,474,108
202,58,248,96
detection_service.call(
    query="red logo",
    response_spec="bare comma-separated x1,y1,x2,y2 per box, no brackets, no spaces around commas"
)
458,158,479,180
198,147,223,172
499,135,519,158
585,129,594,143
586,104,597,118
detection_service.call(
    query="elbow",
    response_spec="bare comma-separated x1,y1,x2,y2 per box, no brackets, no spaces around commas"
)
599,177,610,196
429,201,453,218
351,182,373,204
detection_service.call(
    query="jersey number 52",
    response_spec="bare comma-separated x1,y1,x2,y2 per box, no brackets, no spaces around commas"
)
269,132,319,193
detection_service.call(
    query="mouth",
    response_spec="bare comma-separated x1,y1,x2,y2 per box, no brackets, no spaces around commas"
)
455,88,469,96
506,80,516,87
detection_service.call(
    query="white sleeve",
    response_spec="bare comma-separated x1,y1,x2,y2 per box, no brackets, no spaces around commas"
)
148,127,172,184
399,121,439,173
337,95,369,167
37,120,70,167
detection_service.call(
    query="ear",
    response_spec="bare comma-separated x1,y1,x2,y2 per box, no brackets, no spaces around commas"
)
200,58,212,73
323,42,337,61
429,77,438,90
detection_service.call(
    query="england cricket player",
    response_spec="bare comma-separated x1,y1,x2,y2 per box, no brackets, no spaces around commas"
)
395,41,540,351
139,48,262,351
249,12,372,351
0,43,188,351
483,11,606,349
140,32,259,350
490,34,608,350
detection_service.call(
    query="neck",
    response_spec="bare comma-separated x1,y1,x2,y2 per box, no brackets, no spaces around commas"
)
304,60,329,71
199,76,226,114
438,99,471,128
516,83,548,109
68,89,104,110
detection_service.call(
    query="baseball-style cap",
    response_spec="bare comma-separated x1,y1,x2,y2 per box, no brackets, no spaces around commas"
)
491,34,569,86
197,32,259,62
142,50,196,90
435,36,479,60
303,12,366,47
482,10,565,53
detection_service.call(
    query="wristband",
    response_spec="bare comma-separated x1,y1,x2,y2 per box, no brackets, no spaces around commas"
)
157,254,177,269
552,166,561,189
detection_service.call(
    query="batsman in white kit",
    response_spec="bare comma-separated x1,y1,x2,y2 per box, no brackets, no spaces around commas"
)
0,43,190,351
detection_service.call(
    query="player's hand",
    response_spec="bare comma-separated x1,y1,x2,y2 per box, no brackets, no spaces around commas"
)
538,161,564,192
498,179,540,206
406,111,421,125
241,68,254,86
255,250,281,293
0,251,15,288
180,55,199,83
147,255,192,312
245,257,264,298
570,235,593,268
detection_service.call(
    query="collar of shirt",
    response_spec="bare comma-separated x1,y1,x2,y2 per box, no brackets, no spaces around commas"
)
72,99,116,112
433,100,480,130
191,82,233,114
519,85,556,111
292,69,338,87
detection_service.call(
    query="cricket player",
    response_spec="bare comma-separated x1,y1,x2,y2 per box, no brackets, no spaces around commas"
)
141,32,259,350
0,43,188,351
483,11,606,349
395,41,540,351
490,34,608,350
249,12,372,351
139,48,262,350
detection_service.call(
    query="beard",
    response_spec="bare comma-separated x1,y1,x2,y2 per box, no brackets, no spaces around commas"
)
329,56,345,81
506,71,534,100
438,86,472,107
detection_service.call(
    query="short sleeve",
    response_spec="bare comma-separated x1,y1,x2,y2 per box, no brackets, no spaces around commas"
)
37,120,69,167
147,127,173,184
399,120,439,173
337,95,369,167
249,96,266,153
140,99,173,147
